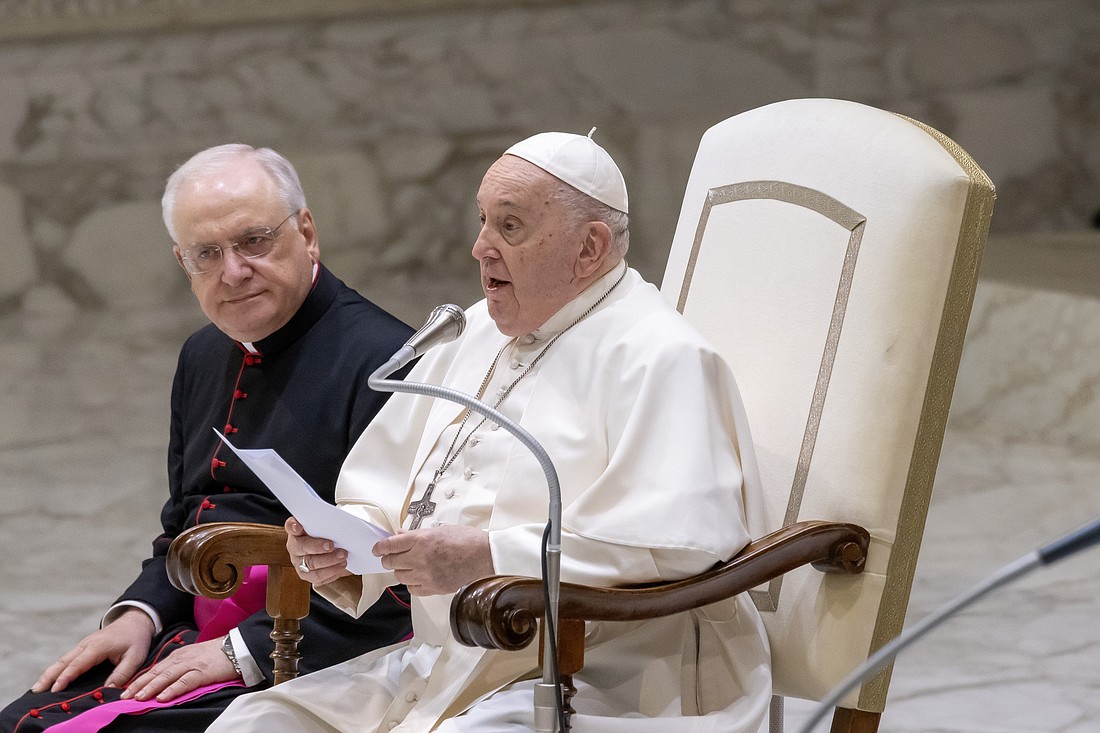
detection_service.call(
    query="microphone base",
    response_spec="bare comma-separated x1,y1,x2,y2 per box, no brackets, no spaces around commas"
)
533,682,562,732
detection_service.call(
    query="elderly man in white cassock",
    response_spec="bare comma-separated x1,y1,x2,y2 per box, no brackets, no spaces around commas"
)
207,131,772,732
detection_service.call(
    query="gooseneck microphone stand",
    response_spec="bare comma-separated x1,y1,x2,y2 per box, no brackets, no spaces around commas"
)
368,305,567,733
794,515,1100,733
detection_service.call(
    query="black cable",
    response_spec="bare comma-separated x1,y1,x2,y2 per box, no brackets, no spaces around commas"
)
541,521,568,732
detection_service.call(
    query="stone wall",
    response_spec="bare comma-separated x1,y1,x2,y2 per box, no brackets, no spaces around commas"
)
0,0,1097,328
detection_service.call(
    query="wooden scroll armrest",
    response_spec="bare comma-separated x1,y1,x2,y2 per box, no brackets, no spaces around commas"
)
450,519,869,653
166,522,312,684
450,520,866,729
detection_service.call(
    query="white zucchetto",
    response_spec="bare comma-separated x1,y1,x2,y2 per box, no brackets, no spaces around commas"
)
504,130,629,214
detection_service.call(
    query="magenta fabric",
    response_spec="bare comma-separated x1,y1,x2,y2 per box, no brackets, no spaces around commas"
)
194,565,269,642
43,680,245,732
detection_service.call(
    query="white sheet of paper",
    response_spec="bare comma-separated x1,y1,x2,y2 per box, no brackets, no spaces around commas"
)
215,429,390,574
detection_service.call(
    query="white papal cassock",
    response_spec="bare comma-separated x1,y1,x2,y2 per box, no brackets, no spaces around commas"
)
210,262,772,732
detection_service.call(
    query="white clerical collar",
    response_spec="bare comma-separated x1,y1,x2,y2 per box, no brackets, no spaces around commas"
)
526,259,628,342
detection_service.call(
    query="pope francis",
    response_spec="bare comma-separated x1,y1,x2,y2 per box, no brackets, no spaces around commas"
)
208,131,772,732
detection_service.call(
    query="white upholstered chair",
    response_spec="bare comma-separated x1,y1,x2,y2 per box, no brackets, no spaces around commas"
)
659,97,995,730
451,98,995,732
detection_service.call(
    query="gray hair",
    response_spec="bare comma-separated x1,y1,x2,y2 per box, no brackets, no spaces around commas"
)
549,182,630,260
161,144,307,242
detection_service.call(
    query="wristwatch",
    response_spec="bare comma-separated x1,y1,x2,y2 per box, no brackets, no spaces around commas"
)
221,634,243,678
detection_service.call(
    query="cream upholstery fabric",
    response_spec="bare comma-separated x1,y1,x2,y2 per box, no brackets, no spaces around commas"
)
660,98,994,712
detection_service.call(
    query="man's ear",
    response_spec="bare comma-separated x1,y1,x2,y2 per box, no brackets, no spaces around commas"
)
575,221,613,279
172,245,193,282
296,207,321,261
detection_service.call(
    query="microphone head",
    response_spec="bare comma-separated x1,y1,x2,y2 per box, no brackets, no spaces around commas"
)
406,303,466,359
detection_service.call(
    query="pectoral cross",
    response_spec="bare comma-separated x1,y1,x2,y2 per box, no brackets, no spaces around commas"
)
406,471,443,529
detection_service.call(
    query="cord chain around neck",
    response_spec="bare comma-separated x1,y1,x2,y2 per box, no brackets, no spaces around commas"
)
429,267,628,482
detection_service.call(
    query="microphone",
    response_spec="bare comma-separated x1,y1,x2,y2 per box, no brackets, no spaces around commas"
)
1036,515,1100,564
387,303,466,372
368,305,567,733
794,515,1100,733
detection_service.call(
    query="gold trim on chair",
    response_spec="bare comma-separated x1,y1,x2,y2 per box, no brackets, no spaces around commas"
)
856,117,996,710
674,180,867,612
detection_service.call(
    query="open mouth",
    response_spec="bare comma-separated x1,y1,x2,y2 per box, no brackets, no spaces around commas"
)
485,277,509,291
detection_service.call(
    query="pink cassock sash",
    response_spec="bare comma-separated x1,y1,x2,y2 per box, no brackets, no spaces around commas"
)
47,567,268,732
193,565,269,642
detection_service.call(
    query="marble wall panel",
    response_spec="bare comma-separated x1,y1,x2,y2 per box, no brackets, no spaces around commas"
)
0,184,37,300
951,279,1100,452
0,0,1094,330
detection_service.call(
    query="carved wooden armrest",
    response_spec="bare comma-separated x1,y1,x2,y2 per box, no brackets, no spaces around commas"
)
167,522,311,684
450,519,869,654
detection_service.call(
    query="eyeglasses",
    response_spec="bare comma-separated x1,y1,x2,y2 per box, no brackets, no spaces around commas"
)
179,211,296,275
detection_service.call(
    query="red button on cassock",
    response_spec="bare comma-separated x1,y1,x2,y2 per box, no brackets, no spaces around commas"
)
211,458,226,470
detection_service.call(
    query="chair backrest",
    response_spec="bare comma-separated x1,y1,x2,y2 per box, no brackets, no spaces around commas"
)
659,98,994,713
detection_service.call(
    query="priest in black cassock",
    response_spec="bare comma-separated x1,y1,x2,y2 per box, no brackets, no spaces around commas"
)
1,144,415,733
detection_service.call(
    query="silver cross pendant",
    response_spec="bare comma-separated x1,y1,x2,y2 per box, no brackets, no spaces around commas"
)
406,481,438,529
